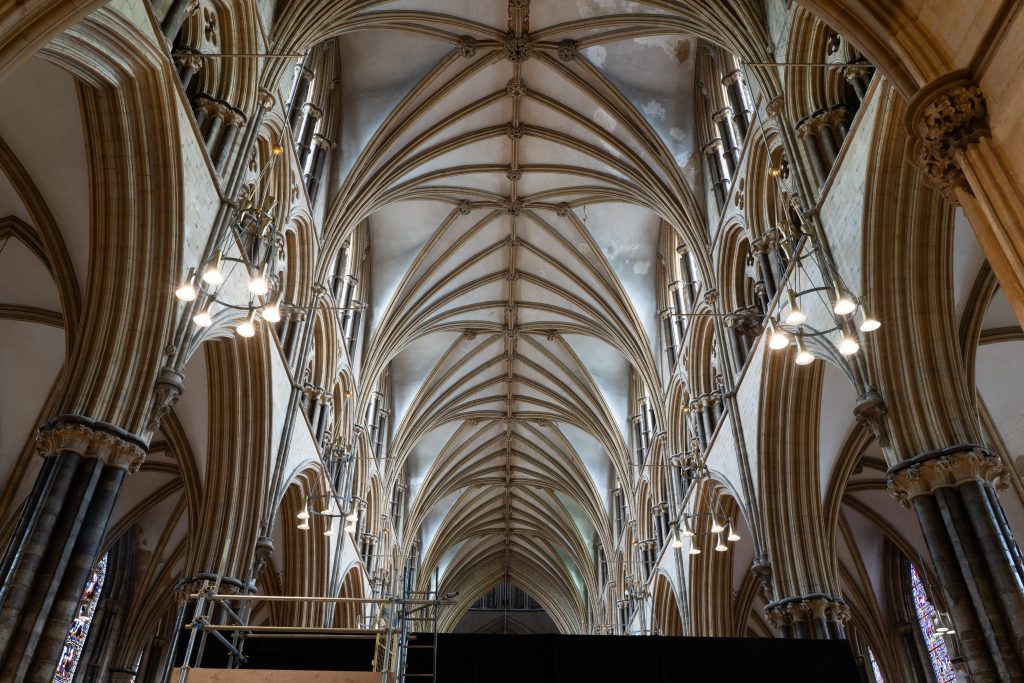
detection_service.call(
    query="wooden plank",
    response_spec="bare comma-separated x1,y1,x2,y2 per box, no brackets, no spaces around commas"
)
170,669,393,683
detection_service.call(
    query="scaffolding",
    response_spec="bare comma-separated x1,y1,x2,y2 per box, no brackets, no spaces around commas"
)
172,582,447,683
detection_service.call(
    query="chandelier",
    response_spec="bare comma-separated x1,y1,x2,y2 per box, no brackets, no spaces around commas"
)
671,507,741,555
763,214,880,365
174,145,286,337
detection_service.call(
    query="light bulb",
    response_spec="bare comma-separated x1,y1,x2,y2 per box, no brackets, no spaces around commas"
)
320,506,332,515
726,524,740,543
298,521,310,531
785,289,806,326
767,318,789,350
262,292,282,323
346,510,359,522
838,335,860,356
237,310,257,338
671,525,684,549
193,305,213,328
710,513,724,534
860,307,881,332
714,535,727,552
345,522,356,534
296,509,310,521
248,265,269,296
202,250,225,285
324,523,336,537
175,268,197,301
688,546,701,556
795,338,815,365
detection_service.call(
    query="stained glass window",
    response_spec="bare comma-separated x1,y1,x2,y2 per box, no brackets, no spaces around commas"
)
52,553,108,683
868,648,884,683
910,563,956,682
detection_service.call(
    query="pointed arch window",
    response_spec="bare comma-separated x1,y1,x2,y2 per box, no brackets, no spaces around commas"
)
52,553,109,683
910,563,955,682
867,648,884,682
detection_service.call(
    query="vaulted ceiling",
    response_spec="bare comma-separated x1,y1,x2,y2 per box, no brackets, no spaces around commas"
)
317,0,705,629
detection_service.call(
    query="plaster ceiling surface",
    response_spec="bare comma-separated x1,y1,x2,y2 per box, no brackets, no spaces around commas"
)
321,0,702,629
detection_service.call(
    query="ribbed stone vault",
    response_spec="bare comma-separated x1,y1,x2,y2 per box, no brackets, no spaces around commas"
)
318,0,703,631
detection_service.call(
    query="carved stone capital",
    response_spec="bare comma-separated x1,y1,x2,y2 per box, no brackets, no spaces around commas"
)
905,74,989,199
36,416,147,473
257,88,275,111
702,288,719,306
887,446,1007,508
765,97,784,118
722,70,743,88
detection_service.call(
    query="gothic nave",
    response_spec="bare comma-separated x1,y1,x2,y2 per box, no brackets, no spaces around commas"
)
1,0,1024,681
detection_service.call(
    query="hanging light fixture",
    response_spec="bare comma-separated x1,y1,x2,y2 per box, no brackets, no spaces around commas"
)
767,318,790,350
688,545,701,556
248,264,270,296
175,268,198,301
859,305,881,332
837,332,860,356
671,523,684,549
296,509,310,521
681,516,695,538
710,511,724,534
726,522,740,543
262,292,283,323
831,279,857,316
202,250,225,285
297,520,310,531
192,305,214,328
236,309,257,338
785,288,806,325
794,337,815,365
714,534,727,552
324,521,336,537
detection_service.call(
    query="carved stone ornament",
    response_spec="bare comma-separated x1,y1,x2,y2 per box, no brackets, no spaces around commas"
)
506,123,525,140
556,203,571,217
463,328,478,340
702,288,719,306
906,76,989,199
36,417,147,474
501,198,523,216
148,366,185,432
887,447,1008,508
506,166,523,181
506,79,527,100
557,39,579,62
854,391,890,448
503,32,533,63
458,199,473,215
458,35,478,58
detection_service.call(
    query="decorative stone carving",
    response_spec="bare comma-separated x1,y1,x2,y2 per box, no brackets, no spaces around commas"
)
765,97,784,118
148,366,185,432
458,35,478,58
506,123,525,140
36,417,147,474
257,88,275,111
503,32,533,62
702,288,719,306
506,166,523,181
887,447,1008,508
501,198,523,216
557,39,579,62
457,199,472,215
506,79,527,100
854,391,890,447
906,78,989,198
556,203,571,217
545,329,558,341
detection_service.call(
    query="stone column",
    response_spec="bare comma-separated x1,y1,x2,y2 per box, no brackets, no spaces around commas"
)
796,119,828,185
764,594,848,640
213,108,246,175
843,66,872,104
888,446,1024,681
173,50,203,92
161,0,199,42
0,416,145,683
722,70,751,140
713,107,740,174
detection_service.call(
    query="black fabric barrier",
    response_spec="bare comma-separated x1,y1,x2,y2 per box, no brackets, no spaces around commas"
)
432,633,860,682
179,632,859,681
